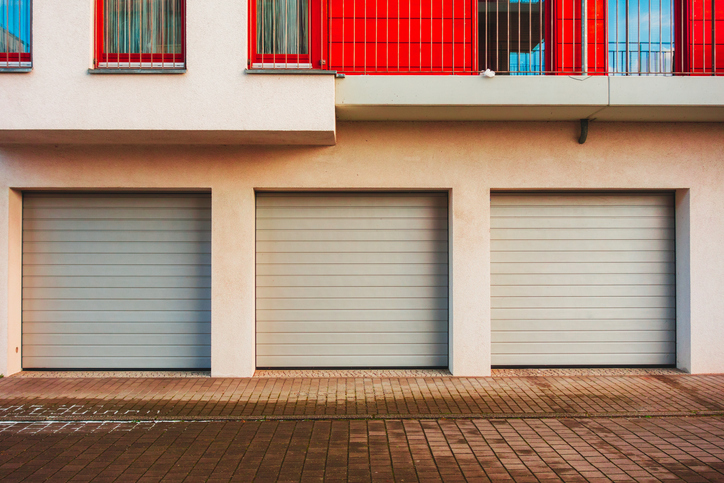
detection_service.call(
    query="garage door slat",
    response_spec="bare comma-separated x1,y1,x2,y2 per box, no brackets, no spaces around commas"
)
256,229,448,242
256,274,448,287
24,276,212,289
23,322,210,334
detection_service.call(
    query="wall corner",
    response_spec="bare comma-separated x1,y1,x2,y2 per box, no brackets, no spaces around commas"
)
675,189,691,373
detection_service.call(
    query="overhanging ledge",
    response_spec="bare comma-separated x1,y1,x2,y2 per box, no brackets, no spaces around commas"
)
335,75,724,122
0,130,337,146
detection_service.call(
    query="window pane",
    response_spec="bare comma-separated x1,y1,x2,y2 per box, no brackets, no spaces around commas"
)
257,0,308,55
105,0,183,55
0,0,31,55
608,0,674,74
479,0,546,74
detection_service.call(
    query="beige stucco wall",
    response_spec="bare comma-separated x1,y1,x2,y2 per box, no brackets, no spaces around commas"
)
0,0,336,142
1,121,723,376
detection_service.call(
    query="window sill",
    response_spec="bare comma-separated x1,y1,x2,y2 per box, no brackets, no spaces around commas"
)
0,68,32,73
88,68,187,75
246,68,343,77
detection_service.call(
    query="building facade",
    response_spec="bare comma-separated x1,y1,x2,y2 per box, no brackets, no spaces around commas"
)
0,0,723,377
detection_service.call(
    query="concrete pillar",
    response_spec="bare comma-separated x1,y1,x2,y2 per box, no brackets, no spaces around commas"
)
449,185,491,376
210,187,256,377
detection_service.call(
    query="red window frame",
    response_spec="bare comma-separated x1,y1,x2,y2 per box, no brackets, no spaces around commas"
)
249,0,327,68
0,50,31,66
94,0,186,68
0,0,32,67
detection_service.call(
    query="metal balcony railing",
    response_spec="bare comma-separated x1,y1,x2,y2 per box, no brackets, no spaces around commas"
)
251,0,722,75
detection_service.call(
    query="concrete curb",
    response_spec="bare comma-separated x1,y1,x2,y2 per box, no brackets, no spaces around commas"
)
1,410,722,423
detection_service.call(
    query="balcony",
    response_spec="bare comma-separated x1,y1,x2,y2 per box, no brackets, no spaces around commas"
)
250,0,723,75
248,0,724,121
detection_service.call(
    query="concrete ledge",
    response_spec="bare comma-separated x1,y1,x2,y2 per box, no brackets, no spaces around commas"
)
336,75,609,121
336,75,724,121
0,130,337,146
609,76,724,106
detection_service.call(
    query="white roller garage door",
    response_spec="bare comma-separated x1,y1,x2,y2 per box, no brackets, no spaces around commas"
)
256,192,449,367
491,192,676,366
22,193,211,369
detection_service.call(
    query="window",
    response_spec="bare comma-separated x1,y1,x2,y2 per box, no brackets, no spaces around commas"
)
250,0,325,68
95,0,185,69
0,0,31,69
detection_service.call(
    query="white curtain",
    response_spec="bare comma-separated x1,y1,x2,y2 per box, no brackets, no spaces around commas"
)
104,0,182,55
257,0,308,55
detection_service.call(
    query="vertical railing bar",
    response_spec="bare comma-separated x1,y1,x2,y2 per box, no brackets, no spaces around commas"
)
352,0,356,71
443,0,446,73
496,0,499,70
4,0,6,64
507,0,510,72
19,0,23,65
18,0,21,65
582,0,587,74
126,0,130,67
462,0,465,72
320,0,323,68
364,0,367,74
431,0,434,72
258,0,266,67
561,0,564,73
272,0,276,66
94,0,98,68
169,0,178,68
712,0,716,73
116,0,120,68
284,0,288,67
648,0,651,73
376,0,379,72
342,0,346,70
140,0,144,67
693,0,695,73
529,0,533,74
594,0,597,73
486,0,489,70
517,0,521,73
385,0,389,72
625,0,628,73
550,0,554,72
162,0,166,68
637,0,641,73
406,0,409,72
615,0,618,72
561,0,565,72
656,0,664,74
701,1,706,74
540,0,543,73
572,0,575,72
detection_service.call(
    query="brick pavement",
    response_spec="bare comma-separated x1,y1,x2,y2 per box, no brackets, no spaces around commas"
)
1,417,723,482
0,374,723,421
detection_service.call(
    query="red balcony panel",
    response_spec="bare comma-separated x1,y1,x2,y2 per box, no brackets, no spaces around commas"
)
328,0,473,19
330,41,475,71
330,18,472,43
329,0,475,73
549,0,607,74
683,0,724,73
